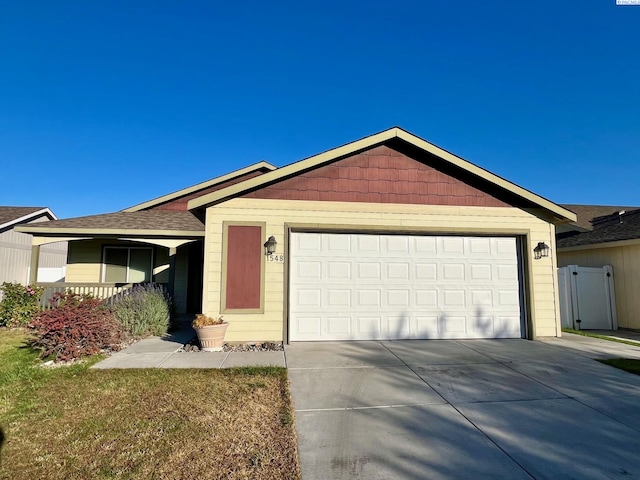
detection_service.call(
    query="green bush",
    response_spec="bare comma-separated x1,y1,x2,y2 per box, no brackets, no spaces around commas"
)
0,283,43,327
111,283,171,337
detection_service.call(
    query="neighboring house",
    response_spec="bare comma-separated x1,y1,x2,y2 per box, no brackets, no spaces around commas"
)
0,207,68,285
17,127,576,342
557,205,640,331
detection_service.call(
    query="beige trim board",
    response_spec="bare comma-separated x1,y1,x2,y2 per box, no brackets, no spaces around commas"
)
220,221,266,314
285,222,532,237
123,161,276,212
187,127,576,223
32,236,91,246
15,226,205,238
120,238,198,248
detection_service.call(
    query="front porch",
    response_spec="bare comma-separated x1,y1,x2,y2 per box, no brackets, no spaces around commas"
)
29,235,204,315
16,210,206,315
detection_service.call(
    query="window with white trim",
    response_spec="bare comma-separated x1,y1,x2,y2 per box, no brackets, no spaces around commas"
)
103,247,153,283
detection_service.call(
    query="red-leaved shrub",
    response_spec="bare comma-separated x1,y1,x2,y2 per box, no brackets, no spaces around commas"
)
29,292,125,361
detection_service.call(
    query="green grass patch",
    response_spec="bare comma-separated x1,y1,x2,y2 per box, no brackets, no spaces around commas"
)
597,358,640,376
0,328,300,480
562,328,640,348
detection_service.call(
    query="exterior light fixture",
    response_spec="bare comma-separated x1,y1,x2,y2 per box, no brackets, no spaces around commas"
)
264,236,277,256
533,242,550,260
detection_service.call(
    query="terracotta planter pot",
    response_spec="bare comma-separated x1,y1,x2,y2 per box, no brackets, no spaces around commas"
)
194,323,229,352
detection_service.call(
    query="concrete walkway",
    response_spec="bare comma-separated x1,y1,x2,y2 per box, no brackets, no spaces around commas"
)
92,322,285,369
288,335,640,480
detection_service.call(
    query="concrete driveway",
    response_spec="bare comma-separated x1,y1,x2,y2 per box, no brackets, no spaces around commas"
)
286,336,640,479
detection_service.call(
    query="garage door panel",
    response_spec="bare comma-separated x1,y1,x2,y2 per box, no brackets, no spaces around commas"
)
327,316,351,335
387,262,410,280
415,237,437,253
293,261,322,281
470,264,492,281
385,236,410,253
296,289,322,306
357,317,382,336
416,263,437,280
290,233,523,341
471,290,493,306
442,263,465,281
441,315,467,335
358,262,381,279
469,237,491,254
327,261,351,280
386,289,410,307
294,316,322,337
416,289,438,307
496,264,518,280
415,316,439,338
328,234,351,252
387,315,411,338
441,237,464,255
297,234,322,252
357,235,380,252
357,289,381,307
327,289,351,307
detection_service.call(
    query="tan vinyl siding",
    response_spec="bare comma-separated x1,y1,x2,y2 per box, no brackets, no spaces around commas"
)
558,245,640,330
204,198,559,342
66,240,104,282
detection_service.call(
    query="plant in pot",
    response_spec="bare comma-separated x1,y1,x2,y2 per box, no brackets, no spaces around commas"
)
192,314,228,352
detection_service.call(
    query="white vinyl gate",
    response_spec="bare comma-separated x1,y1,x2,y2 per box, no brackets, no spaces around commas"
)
289,232,524,341
557,265,617,330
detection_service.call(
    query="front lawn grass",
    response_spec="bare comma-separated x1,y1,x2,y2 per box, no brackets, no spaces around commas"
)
597,358,640,376
0,329,300,480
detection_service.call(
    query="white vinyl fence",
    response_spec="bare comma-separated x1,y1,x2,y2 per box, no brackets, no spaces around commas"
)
557,265,617,330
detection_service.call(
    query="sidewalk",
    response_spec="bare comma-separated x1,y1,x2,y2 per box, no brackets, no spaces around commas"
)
539,330,640,360
92,320,286,369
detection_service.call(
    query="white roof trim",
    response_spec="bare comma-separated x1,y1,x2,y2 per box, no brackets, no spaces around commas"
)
123,161,277,212
187,127,576,222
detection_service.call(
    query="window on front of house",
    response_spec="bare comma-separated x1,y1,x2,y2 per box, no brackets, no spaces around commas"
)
103,247,153,283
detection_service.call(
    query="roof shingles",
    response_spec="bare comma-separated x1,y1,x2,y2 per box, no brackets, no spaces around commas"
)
19,211,204,234
557,209,640,248
0,206,48,226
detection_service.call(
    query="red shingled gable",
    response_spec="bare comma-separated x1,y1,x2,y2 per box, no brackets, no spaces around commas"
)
242,145,509,207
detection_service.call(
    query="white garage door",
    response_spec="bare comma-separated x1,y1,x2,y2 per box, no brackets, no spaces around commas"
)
289,232,523,341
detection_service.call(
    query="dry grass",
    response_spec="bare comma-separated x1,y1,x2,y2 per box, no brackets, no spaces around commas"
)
0,329,300,480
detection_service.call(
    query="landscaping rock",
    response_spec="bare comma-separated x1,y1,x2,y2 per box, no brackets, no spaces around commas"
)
179,336,284,352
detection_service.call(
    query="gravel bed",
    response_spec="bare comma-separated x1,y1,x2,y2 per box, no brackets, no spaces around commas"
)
180,336,284,352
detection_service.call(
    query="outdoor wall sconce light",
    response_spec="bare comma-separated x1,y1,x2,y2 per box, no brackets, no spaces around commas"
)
533,242,550,260
264,236,277,256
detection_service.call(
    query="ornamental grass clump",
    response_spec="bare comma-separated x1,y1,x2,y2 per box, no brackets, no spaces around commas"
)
0,282,43,327
29,292,124,361
111,283,171,337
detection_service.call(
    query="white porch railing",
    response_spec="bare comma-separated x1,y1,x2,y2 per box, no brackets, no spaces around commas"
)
36,282,134,309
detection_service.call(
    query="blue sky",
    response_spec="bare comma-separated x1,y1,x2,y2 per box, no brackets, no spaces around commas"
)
1,1,638,219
